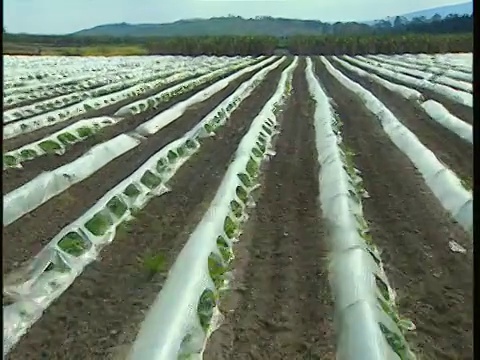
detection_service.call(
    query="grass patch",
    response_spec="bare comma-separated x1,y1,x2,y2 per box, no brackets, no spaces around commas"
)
142,253,167,279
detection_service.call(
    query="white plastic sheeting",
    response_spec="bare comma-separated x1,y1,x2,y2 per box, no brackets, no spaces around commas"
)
421,100,472,144
3,56,282,356
127,57,298,360
4,116,119,169
114,57,271,118
342,56,473,108
135,56,282,136
3,137,199,356
330,57,472,145
321,57,472,234
306,57,413,360
331,56,424,101
364,55,472,91
4,134,141,226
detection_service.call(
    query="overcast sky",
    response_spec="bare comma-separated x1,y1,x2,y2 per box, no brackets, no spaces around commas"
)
4,0,465,35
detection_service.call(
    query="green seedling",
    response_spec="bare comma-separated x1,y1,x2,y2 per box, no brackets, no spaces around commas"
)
167,150,178,163
237,173,252,188
177,145,186,157
19,148,38,160
256,141,266,153
123,184,141,199
139,103,147,112
252,147,263,158
223,216,237,239
140,170,162,190
142,253,167,279
379,323,414,360
197,289,216,332
460,177,472,191
216,236,233,264
76,126,95,138
106,196,128,218
185,139,197,149
84,104,93,111
230,200,243,218
246,157,259,178
57,132,78,145
4,155,18,167
235,186,248,204
261,124,273,135
38,140,62,154
208,252,228,289
57,231,89,256
204,123,214,133
20,123,29,131
156,158,168,173
147,99,156,108
85,211,114,236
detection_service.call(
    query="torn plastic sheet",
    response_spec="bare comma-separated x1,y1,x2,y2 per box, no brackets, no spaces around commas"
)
421,100,472,144
134,56,281,136
321,57,472,234
115,56,272,118
127,57,298,360
3,116,119,170
331,56,424,101
3,136,200,356
3,134,141,226
306,58,412,360
342,56,472,108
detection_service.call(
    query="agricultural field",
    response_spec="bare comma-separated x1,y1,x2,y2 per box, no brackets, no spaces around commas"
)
2,52,472,360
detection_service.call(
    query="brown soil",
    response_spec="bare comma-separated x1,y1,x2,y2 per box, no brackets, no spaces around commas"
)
5,59,291,360
2,59,290,279
329,59,473,183
3,63,264,193
204,59,335,360
315,58,473,360
341,57,473,124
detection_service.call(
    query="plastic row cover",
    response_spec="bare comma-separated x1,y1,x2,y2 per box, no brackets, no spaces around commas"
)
4,133,141,226
135,56,282,136
3,58,235,140
367,54,472,83
342,56,472,108
331,57,472,145
358,55,472,93
322,56,472,234
4,117,120,170
306,58,413,360
114,57,262,117
331,56,424,101
3,136,200,356
127,57,299,360
2,57,283,355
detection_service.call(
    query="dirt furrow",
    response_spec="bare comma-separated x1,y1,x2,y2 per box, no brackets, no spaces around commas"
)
342,57,473,124
5,59,291,360
2,60,291,279
3,61,270,194
204,60,335,360
315,58,473,360
329,59,473,183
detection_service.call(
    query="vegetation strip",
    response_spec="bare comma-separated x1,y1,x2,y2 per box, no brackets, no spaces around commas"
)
321,57,472,233
128,57,298,360
2,58,287,356
307,57,416,360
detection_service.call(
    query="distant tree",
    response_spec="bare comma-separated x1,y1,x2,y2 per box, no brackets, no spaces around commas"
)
431,13,442,22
